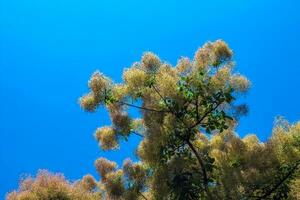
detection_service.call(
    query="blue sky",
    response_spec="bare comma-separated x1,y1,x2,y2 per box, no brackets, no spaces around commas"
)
0,0,299,198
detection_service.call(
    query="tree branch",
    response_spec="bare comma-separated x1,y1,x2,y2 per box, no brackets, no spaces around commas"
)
255,160,300,200
185,139,212,199
117,100,167,113
132,131,145,138
195,98,200,122
189,98,222,130
152,84,191,129
152,85,174,113
152,82,218,200
139,192,148,200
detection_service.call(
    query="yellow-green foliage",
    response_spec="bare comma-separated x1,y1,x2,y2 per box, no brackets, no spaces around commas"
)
81,175,97,191
7,40,300,200
95,157,117,181
77,40,299,199
95,127,119,150
6,170,101,200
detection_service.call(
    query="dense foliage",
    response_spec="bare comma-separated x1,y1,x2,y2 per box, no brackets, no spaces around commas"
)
7,40,300,200
6,170,101,200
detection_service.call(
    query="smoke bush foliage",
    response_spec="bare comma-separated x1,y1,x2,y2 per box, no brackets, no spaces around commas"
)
6,170,101,200
7,40,300,200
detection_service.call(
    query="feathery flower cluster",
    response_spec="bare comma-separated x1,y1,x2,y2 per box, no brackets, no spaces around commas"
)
88,71,111,96
81,174,97,191
141,52,161,72
194,40,233,69
95,127,118,150
80,71,112,112
176,57,192,75
95,157,117,180
79,93,98,112
210,40,233,66
230,74,251,93
103,170,125,199
123,159,148,187
93,157,149,199
6,170,101,200
108,104,132,137
122,65,148,99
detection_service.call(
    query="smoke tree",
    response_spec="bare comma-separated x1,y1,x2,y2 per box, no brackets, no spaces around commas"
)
78,40,300,199
7,40,300,200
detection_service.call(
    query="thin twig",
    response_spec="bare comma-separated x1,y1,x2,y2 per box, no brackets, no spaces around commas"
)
117,100,167,113
189,95,222,130
132,131,145,138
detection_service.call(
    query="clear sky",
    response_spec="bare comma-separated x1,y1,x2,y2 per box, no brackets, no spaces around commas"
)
0,0,300,198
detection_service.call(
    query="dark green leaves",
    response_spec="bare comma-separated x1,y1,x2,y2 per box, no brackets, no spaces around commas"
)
204,110,230,134
104,89,117,105
177,76,196,101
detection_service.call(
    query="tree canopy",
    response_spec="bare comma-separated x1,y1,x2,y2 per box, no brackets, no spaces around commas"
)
7,40,300,200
